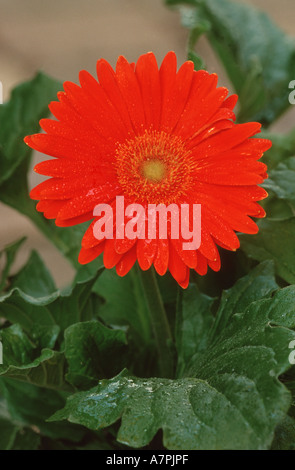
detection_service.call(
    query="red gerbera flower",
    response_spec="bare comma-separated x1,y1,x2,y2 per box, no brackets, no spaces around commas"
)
24,51,271,288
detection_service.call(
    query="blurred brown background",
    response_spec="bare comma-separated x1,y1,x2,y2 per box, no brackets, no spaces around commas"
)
0,0,294,287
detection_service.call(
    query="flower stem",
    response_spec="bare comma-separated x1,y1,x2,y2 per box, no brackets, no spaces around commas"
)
137,266,174,378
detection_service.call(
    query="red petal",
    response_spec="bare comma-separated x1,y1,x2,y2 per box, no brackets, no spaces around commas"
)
115,56,146,133
170,238,198,268
96,58,134,135
114,237,137,255
137,238,158,271
208,252,221,272
221,94,238,111
25,134,114,166
202,211,240,251
81,219,105,249
55,190,117,225
78,69,129,139
160,54,194,132
175,72,229,139
178,268,190,289
36,200,66,219
188,122,262,155
168,242,189,286
195,252,208,276
56,212,93,227
116,245,137,276
153,239,169,275
103,239,123,269
135,52,161,130
78,241,105,264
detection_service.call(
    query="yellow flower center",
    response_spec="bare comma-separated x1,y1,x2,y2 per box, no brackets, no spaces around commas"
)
114,130,196,205
141,159,166,182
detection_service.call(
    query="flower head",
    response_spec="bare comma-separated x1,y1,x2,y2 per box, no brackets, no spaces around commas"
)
25,51,271,288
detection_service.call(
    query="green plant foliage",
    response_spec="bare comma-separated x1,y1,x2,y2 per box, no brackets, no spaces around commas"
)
0,416,40,450
0,237,26,291
240,218,295,284
166,0,295,124
64,321,128,389
0,73,62,185
272,415,295,450
50,266,295,449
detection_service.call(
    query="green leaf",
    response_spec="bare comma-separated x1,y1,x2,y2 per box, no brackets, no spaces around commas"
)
0,324,71,391
7,426,41,450
271,416,295,450
263,157,295,217
0,72,62,185
0,417,41,450
0,268,104,336
94,268,152,345
176,262,278,377
210,261,278,342
93,268,159,378
65,321,127,389
175,284,214,377
10,250,56,297
191,285,295,377
262,286,295,329
168,0,295,124
0,378,86,441
48,270,104,332
0,237,26,291
249,129,295,217
0,262,105,392
187,50,206,71
50,370,231,450
260,129,295,170
240,217,295,284
182,7,209,69
0,263,104,391
51,282,295,449
0,417,20,450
